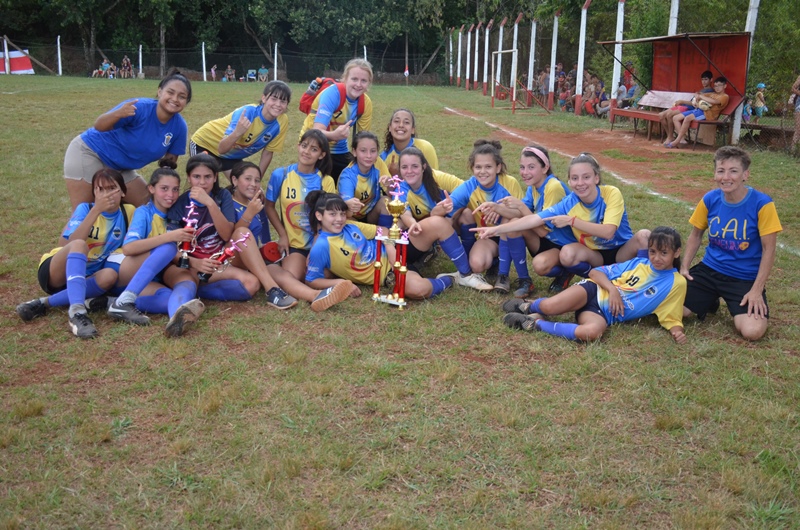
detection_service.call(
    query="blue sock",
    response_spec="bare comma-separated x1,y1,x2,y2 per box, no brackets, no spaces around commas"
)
460,224,477,256
127,243,177,296
136,287,170,315
198,279,252,301
64,252,87,308
48,277,105,307
545,265,565,277
427,276,452,297
168,281,197,317
529,298,544,315
508,236,530,279
498,238,511,276
565,261,593,278
440,232,471,276
378,214,393,228
637,248,648,259
535,320,579,340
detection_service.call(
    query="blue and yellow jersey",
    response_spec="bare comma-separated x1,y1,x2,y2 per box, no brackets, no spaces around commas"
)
266,163,335,250
40,203,135,276
399,169,463,221
539,185,633,250
124,201,168,245
167,190,236,259
590,257,687,330
381,137,439,171
522,175,574,246
233,198,271,247
338,163,382,219
689,187,782,281
447,173,524,226
306,221,388,286
191,104,288,159
300,85,373,154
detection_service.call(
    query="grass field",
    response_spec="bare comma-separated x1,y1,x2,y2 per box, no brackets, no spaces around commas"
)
1,76,799,529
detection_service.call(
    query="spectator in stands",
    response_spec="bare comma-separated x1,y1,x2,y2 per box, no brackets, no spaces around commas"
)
225,65,236,82
559,82,572,112
666,76,729,148
752,83,767,125
120,55,132,79
540,66,551,99
659,70,714,144
107,63,117,79
91,62,104,78
622,61,635,90
791,75,800,152
258,65,269,82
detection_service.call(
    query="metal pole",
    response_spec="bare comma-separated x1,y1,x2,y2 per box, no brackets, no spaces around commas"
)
668,0,680,36
732,0,761,145
548,14,559,110
201,42,207,82
611,0,625,106
575,4,590,116
57,35,62,76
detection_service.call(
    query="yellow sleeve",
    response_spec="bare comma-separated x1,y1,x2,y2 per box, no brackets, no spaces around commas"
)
356,94,373,134
433,170,464,193
543,178,568,209
416,138,439,170
501,174,525,200
688,199,710,231
266,114,289,153
757,201,783,236
346,219,378,239
322,176,336,193
375,157,391,177
654,274,687,331
600,186,625,227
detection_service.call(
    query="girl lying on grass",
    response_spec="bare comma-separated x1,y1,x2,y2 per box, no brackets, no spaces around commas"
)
498,226,687,343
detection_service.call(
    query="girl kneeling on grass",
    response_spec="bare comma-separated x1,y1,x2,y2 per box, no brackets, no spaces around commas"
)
16,169,134,339
338,131,393,226
105,163,205,337
229,162,353,311
166,154,297,309
304,192,491,299
499,227,687,343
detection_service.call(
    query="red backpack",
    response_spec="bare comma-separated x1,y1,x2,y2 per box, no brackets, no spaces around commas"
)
298,77,366,123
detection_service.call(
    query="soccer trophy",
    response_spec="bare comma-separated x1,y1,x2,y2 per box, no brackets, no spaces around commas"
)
198,232,251,282
372,176,409,310
178,202,199,269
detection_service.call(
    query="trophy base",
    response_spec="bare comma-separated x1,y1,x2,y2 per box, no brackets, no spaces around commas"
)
374,294,407,310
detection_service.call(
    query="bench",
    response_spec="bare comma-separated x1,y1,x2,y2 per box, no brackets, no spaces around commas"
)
610,90,742,149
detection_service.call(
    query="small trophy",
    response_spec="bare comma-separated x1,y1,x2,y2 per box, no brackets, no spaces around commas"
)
198,232,251,282
178,202,199,269
372,176,409,310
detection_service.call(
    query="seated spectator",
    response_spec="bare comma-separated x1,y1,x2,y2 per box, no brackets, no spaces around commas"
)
100,59,110,78
559,82,572,112
258,65,269,82
666,76,730,148
225,65,236,82
120,55,132,79
107,63,117,79
91,62,104,78
660,70,714,143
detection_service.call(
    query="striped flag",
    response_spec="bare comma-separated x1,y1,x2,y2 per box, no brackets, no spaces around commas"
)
0,50,35,75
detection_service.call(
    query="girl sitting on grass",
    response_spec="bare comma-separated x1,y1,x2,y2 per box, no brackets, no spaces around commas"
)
338,131,393,226
304,191,493,299
500,226,687,343
381,108,439,176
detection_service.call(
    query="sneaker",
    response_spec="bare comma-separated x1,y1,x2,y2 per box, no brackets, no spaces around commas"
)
108,301,151,326
16,299,47,322
494,274,510,294
69,312,98,339
456,272,494,292
165,299,205,338
310,281,353,312
85,296,109,313
512,278,536,298
265,286,298,310
549,272,574,293
503,312,542,332
502,298,533,314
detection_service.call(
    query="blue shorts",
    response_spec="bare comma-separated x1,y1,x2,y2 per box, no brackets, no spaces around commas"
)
575,280,604,319
682,108,706,120
753,106,765,117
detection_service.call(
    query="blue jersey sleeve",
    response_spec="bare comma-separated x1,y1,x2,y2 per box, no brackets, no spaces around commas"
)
313,85,342,128
266,167,287,202
62,203,92,239
447,181,474,218
305,238,331,283
338,166,358,200
124,205,153,244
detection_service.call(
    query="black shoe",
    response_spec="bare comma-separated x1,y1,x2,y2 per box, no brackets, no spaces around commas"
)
549,272,574,293
69,312,98,339
502,298,532,314
108,301,151,325
85,296,109,313
494,274,511,294
16,299,47,322
512,278,535,298
165,299,205,338
503,312,541,332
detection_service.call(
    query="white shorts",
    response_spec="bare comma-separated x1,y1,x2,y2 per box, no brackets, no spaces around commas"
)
63,135,142,184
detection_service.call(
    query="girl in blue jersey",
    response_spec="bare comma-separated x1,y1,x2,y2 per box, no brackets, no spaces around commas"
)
381,109,439,176
190,80,291,179
473,153,650,282
300,58,374,181
166,154,297,309
16,169,133,339
304,192,492,297
478,145,573,296
503,227,687,343
229,162,354,311
439,140,525,289
339,131,393,226
106,163,205,337
64,69,192,210
396,147,463,223
265,129,336,285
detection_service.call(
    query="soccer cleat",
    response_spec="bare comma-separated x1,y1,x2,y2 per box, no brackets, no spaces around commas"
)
549,272,574,293
502,312,542,332
310,281,353,312
108,301,152,326
85,296,109,313
494,274,511,294
265,287,298,310
502,298,533,315
69,312,98,339
16,299,47,322
437,272,494,292
512,278,536,298
165,299,205,338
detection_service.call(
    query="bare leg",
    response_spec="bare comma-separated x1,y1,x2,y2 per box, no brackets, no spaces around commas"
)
733,313,768,341
124,177,152,208
65,179,94,212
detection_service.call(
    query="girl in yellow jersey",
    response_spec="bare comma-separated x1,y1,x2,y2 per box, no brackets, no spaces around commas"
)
381,109,439,176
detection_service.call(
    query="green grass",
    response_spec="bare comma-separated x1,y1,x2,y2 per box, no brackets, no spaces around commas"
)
1,76,799,528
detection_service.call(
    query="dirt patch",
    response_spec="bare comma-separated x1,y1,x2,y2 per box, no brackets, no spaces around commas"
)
445,107,718,205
